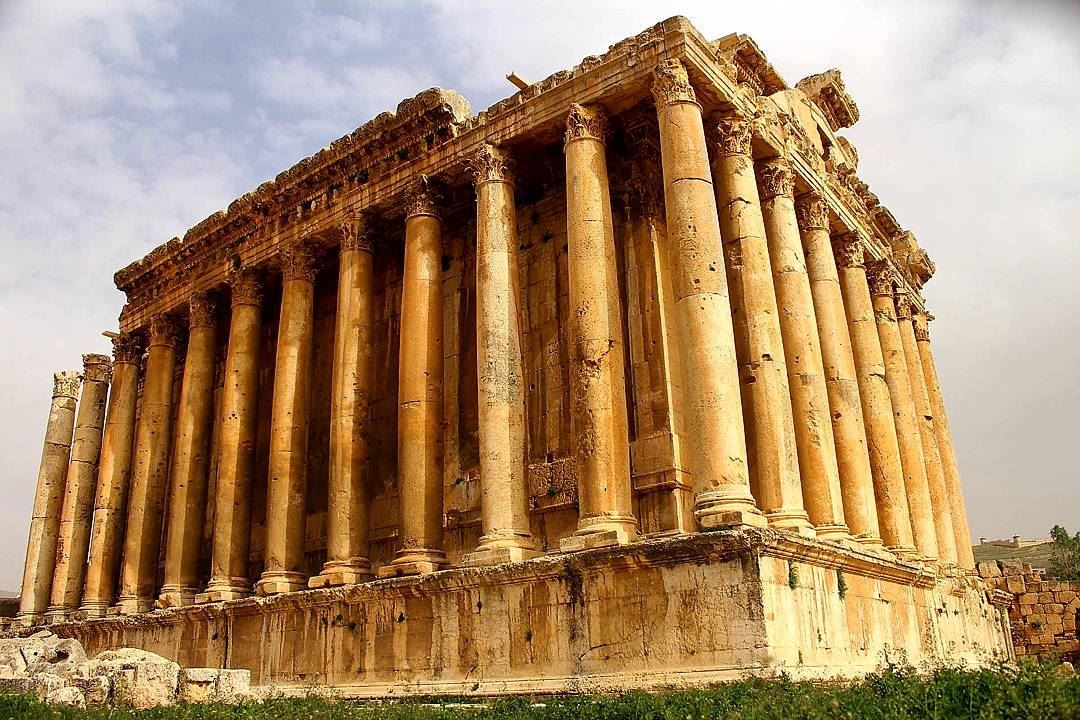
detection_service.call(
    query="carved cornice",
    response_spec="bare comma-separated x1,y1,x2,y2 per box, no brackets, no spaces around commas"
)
832,234,865,269
188,291,218,329
82,353,113,384
708,113,753,157
228,268,264,308
148,314,183,348
466,143,514,186
795,193,829,232
714,34,789,96
339,212,375,253
756,158,794,200
279,242,318,283
52,370,82,399
894,291,913,320
112,333,145,364
651,58,697,107
795,69,860,131
565,103,608,144
404,175,442,218
865,260,895,297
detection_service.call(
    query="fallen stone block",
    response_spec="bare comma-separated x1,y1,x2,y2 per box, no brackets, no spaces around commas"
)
46,684,86,708
179,667,252,704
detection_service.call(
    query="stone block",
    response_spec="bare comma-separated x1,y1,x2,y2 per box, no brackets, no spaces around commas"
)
1039,592,1055,603
45,685,86,707
1001,560,1024,576
1055,591,1076,603
1019,593,1038,605
1005,576,1026,594
977,562,1001,578
179,667,251,704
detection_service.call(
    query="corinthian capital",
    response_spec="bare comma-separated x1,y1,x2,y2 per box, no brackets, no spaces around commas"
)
404,175,442,219
188,291,218,329
466,143,514,186
832,233,864,269
112,332,144,364
565,103,608,144
651,59,697,107
756,158,794,199
795,192,829,232
82,353,113,384
340,212,375,254
228,268,264,307
279,242,318,283
912,312,931,342
148,314,183,348
707,112,753,156
865,260,895,297
52,370,82,399
894,291,913,320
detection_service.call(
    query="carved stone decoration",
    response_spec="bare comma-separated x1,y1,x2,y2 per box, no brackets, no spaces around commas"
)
913,320,931,343
188,292,218,329
650,58,697,107
894,291,913,320
795,192,829,232
112,332,145,364
279,242,318,283
228,268,264,307
148,314,183,348
795,68,860,131
82,353,113,384
340,212,375,254
708,113,753,156
756,158,795,199
832,233,864,269
565,103,608,144
466,143,514,186
865,260,895,297
404,175,442,218
53,370,82,399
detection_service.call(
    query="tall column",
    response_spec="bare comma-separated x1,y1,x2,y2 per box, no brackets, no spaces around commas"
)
795,195,880,546
257,242,318,595
197,270,263,602
896,293,957,565
17,370,81,625
310,216,377,587
81,333,143,617
833,235,916,557
757,159,847,538
159,294,219,607
914,312,976,569
866,261,938,562
379,177,450,576
462,145,541,565
650,61,763,530
559,103,637,551
45,354,111,622
709,112,811,534
114,314,181,614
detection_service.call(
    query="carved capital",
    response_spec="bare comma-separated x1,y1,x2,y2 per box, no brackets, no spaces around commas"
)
913,312,931,342
832,234,864,269
340,212,375,254
188,291,218,329
228,268,264,307
756,158,794,199
112,333,145,364
82,353,113,384
795,192,829,231
404,175,442,218
148,314,183,348
52,370,82,399
894,291,912,320
565,103,608,144
651,58,697,107
466,143,514,186
708,113,753,156
279,242,318,283
865,260,895,297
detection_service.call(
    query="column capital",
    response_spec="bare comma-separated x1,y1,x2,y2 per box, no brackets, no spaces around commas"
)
404,175,442,219
148,314,183,348
913,311,931,342
466,143,514,186
865,259,895,297
565,103,608,144
707,112,753,156
112,332,144,364
339,211,375,254
832,233,865,268
756,157,795,200
650,58,698,107
279,241,318,283
82,353,113,383
52,370,82,399
188,291,218,329
795,192,829,232
894,291,913,320
227,267,264,307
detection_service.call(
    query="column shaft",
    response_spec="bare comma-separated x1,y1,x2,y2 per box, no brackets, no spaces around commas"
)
17,371,81,624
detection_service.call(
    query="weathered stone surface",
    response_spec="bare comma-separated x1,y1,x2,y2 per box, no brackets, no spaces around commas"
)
179,667,251,704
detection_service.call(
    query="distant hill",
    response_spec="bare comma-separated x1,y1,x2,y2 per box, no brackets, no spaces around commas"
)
972,542,1057,571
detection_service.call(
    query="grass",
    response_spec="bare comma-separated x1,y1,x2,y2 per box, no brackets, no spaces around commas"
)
972,542,1056,569
0,660,1077,719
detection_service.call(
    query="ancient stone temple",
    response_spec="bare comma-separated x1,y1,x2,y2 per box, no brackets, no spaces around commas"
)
15,17,1011,694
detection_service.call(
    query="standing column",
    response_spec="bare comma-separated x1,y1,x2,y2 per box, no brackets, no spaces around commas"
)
463,145,541,565
650,61,762,529
795,195,880,546
46,354,111,622
257,242,318,595
559,103,638,551
81,333,143,617
709,112,811,534
896,294,957,565
833,235,916,557
914,312,975,569
310,216,377,587
114,314,181,614
17,370,81,625
757,159,847,538
197,270,263,602
866,261,938,562
159,294,219,607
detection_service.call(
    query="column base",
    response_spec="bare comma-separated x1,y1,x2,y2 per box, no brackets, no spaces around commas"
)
43,607,73,624
77,600,111,619
852,533,885,550
888,544,921,562
559,514,638,553
14,612,43,628
462,544,543,567
195,577,252,604
255,571,308,596
157,585,199,609
376,549,449,579
111,595,154,615
766,509,816,538
813,523,850,541
694,491,768,530
308,559,374,588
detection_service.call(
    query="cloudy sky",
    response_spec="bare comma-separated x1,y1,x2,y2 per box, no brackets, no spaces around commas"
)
0,0,1077,591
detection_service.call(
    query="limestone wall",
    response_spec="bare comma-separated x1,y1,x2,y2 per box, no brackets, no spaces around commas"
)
978,560,1080,662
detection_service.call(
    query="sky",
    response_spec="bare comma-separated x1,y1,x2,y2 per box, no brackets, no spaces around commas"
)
0,0,1077,591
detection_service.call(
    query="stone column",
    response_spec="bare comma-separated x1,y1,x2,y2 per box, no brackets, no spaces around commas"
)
866,261,938,562
650,61,763,530
462,145,541,565
914,312,976,569
559,103,637,551
833,235,916,557
256,242,318,595
310,216,377,587
795,195,881,546
378,176,449,577
757,159,847,538
114,314,182,614
709,112,811,535
159,294,219,607
197,270,263,602
17,370,81,625
45,354,111,622
896,293,957,565
81,334,143,617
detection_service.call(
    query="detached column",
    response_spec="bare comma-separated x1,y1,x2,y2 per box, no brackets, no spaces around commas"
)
463,145,541,565
81,334,143,617
17,370,81,625
709,112,811,534
46,354,111,622
198,269,263,602
914,312,975,569
159,293,218,607
257,242,318,595
115,314,181,614
833,236,916,557
310,215,377,587
757,159,847,538
559,103,637,551
379,177,450,577
650,61,762,529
